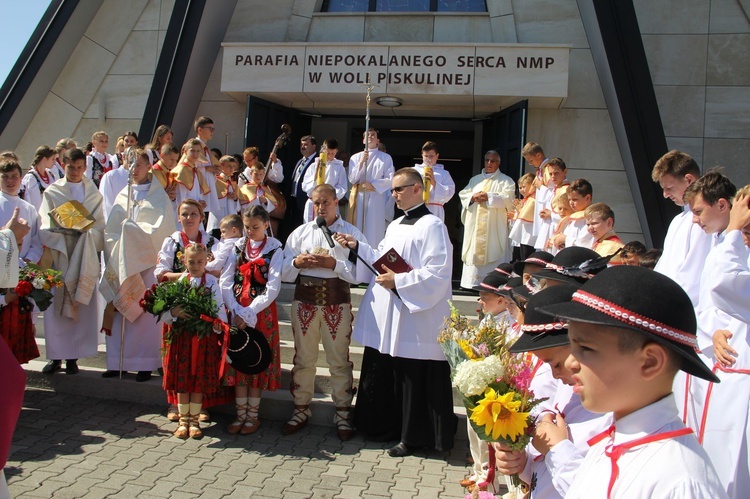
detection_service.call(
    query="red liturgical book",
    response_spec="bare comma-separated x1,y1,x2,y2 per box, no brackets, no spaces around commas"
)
373,248,412,274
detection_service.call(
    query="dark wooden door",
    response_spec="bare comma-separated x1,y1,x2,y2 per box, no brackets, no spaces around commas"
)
482,99,528,182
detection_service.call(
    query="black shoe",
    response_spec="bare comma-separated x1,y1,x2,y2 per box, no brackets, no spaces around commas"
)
135,371,152,382
65,360,79,374
157,367,164,376
101,370,119,378
387,442,420,457
42,360,61,374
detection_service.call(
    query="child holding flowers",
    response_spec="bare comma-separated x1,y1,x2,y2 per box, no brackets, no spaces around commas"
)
155,198,224,421
160,242,227,439
219,205,282,435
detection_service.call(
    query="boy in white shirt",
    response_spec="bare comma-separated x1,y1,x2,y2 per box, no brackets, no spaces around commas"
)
538,265,726,498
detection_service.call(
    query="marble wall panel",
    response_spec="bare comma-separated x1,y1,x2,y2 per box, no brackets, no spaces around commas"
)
364,15,434,42
225,0,295,42
51,37,116,112
703,138,750,185
654,86,705,137
15,94,84,168
704,86,750,138
159,0,176,30
200,51,236,103
82,75,153,120
434,15,493,43
308,15,366,42
286,14,313,42
487,0,513,17
633,0,709,34
641,35,707,86
489,14,518,43
73,119,144,149
110,30,159,74
511,0,588,48
709,0,750,34
707,34,750,85
84,0,149,53
292,0,316,18
562,48,606,110
135,0,161,31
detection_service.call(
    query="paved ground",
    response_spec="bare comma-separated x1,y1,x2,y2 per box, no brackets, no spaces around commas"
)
6,389,480,498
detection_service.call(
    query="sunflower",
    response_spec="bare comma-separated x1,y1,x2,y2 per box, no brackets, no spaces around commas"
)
470,388,530,441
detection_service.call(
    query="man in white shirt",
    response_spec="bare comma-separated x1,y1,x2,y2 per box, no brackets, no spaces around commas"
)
412,141,455,222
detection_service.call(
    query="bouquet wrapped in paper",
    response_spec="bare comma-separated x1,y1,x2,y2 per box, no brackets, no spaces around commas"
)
438,303,545,490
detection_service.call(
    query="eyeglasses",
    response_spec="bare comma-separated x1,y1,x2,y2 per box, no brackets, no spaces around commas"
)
391,183,417,193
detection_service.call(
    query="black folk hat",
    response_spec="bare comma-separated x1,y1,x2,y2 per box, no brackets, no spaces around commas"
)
494,262,515,278
498,276,523,297
509,284,578,353
539,265,719,383
532,246,607,286
227,326,273,375
472,271,510,295
512,251,554,277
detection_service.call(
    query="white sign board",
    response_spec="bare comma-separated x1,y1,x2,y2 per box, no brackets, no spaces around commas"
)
222,43,569,98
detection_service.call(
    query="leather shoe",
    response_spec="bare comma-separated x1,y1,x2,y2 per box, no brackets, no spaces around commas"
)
387,442,420,457
42,360,61,374
101,370,119,378
135,371,152,382
65,360,79,374
337,427,355,441
459,478,476,488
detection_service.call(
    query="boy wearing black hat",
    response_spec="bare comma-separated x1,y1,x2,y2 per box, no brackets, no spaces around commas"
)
532,246,603,288
683,172,746,498
513,250,553,285
539,266,725,498
495,285,609,498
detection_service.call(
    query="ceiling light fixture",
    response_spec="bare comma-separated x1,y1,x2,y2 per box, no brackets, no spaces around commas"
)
376,96,403,107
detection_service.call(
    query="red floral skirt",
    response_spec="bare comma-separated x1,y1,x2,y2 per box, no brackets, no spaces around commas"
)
162,325,222,394
0,300,39,364
222,303,280,390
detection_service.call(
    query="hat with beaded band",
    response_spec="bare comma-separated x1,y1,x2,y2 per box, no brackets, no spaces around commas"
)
512,250,554,277
532,246,605,286
509,284,578,353
471,271,509,296
538,265,719,383
494,262,515,278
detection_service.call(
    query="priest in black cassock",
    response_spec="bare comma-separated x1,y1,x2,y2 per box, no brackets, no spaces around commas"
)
335,167,457,457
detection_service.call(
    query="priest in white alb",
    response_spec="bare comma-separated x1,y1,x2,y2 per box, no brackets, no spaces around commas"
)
39,148,105,375
100,149,176,381
458,150,516,289
336,167,457,458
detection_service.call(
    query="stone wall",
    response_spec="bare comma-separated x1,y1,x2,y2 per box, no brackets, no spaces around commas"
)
635,0,750,187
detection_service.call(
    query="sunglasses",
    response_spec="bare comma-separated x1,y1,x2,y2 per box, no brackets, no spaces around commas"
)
391,183,417,193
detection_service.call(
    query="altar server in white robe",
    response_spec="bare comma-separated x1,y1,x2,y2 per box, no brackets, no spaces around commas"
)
683,178,750,499
194,116,221,215
100,149,176,381
0,161,42,265
39,148,105,374
347,129,394,247
301,138,348,223
99,148,135,219
651,150,712,306
412,141,455,222
458,150,515,289
337,168,457,457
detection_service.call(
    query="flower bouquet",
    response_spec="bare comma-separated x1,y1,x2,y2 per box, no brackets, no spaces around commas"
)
438,303,545,492
10,263,63,312
140,279,219,342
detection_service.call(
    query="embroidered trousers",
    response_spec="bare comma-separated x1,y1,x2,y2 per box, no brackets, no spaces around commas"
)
290,300,354,408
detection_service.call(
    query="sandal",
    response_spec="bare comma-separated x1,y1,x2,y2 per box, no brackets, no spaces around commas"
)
334,407,354,441
199,408,211,423
240,402,261,435
173,414,189,439
282,405,310,435
167,405,179,422
227,403,247,435
189,414,203,439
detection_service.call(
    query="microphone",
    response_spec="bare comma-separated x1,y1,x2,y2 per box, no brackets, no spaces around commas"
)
316,216,336,248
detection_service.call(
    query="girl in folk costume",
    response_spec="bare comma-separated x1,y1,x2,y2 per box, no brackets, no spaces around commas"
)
219,206,282,435
155,199,227,421
85,131,119,189
39,148,105,375
237,162,278,215
207,156,240,238
145,125,173,165
170,139,211,211
0,159,43,364
20,145,59,210
162,242,228,439
100,150,176,381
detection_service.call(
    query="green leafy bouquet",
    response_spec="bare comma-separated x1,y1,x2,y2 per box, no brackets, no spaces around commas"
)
140,279,219,341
